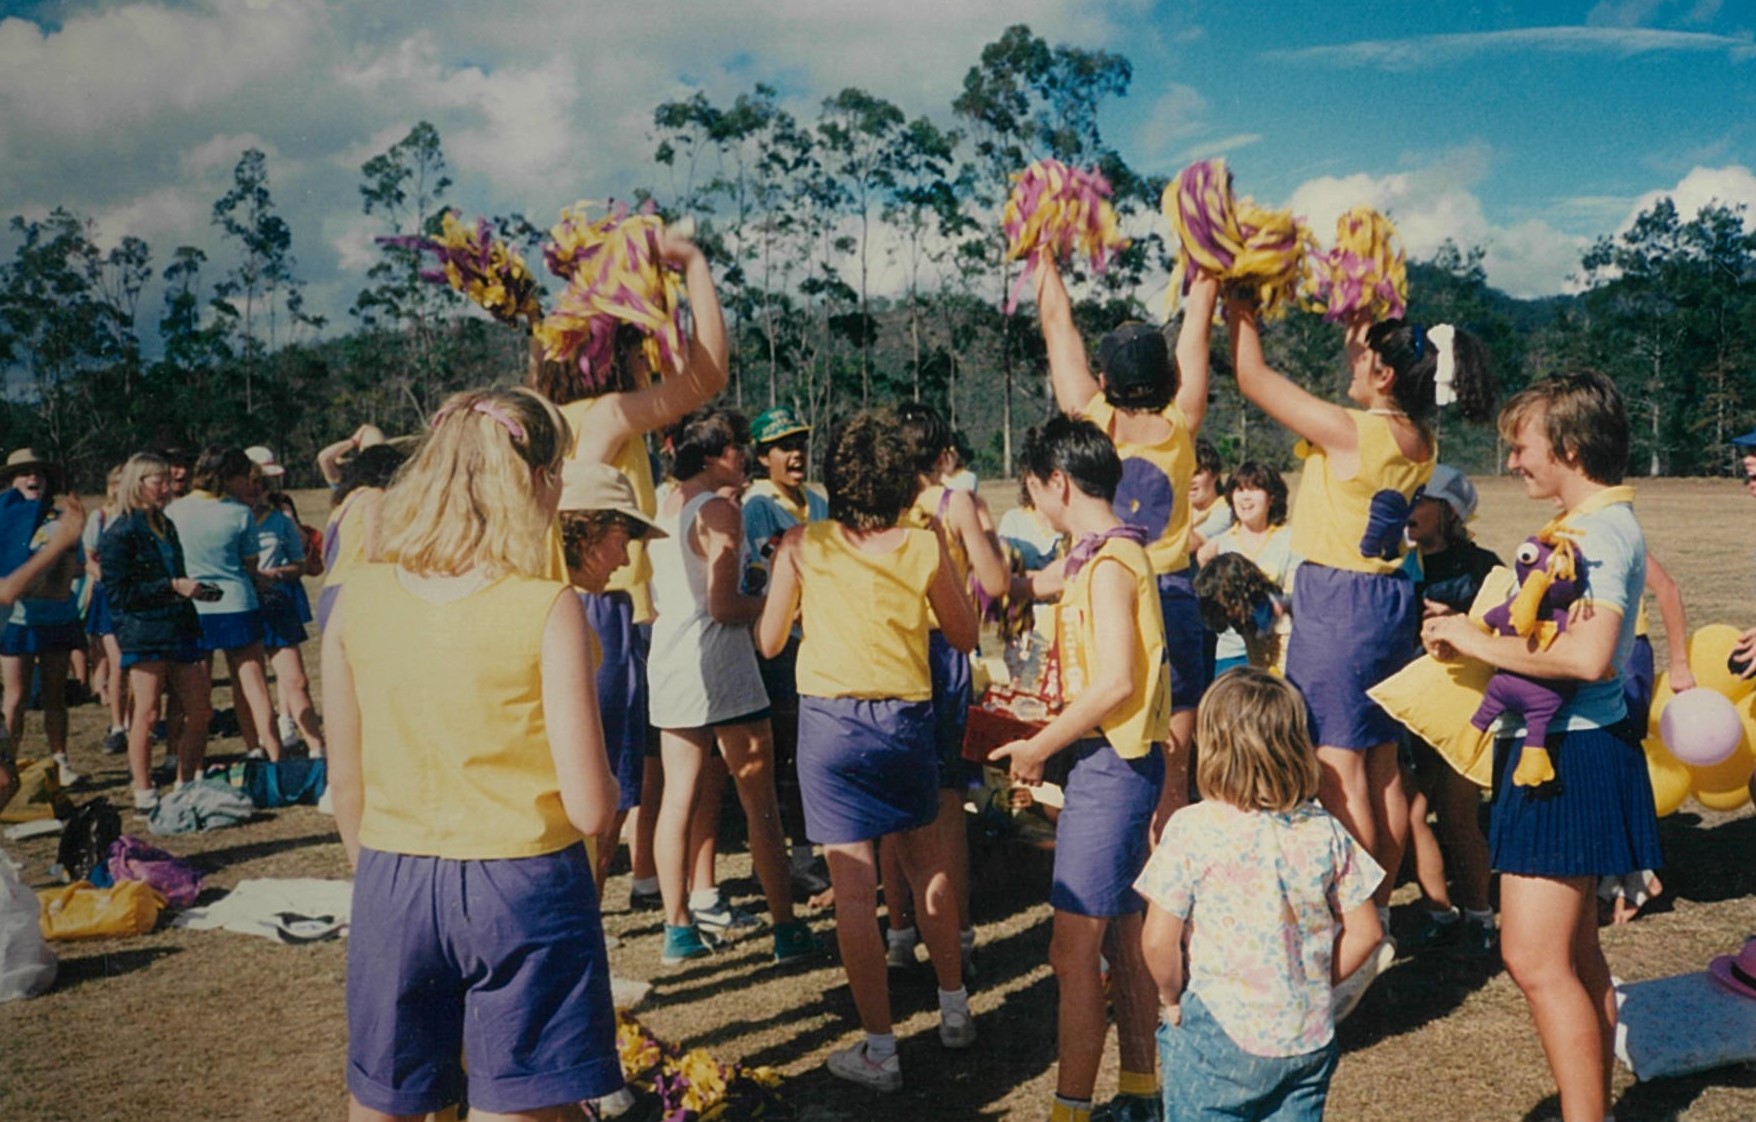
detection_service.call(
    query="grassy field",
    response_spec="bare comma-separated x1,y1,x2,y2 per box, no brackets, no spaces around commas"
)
2,476,1754,1121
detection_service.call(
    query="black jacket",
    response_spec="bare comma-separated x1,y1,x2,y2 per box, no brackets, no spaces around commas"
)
98,510,200,654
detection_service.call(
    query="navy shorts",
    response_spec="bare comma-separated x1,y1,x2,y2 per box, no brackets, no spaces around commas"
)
347,843,622,1115
929,631,974,790
798,695,938,844
120,638,206,671
1051,738,1164,916
581,591,649,812
259,588,308,650
1159,570,1206,713
1284,564,1419,750
0,620,86,656
197,609,263,652
86,584,116,637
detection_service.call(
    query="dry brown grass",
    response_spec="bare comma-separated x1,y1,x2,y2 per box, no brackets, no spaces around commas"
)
2,478,1754,1121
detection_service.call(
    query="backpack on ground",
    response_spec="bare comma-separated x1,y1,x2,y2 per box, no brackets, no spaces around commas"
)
55,799,122,884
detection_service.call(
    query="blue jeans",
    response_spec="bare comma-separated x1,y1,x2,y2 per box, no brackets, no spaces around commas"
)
1159,992,1337,1122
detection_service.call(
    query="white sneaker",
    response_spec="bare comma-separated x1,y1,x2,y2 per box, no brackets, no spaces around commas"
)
1333,935,1398,1023
316,788,334,815
132,788,160,816
825,1040,902,1092
53,756,82,788
278,716,300,751
588,1087,636,1119
939,1007,977,1050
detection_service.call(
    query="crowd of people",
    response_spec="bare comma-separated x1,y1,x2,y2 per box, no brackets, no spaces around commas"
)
0,223,1744,1122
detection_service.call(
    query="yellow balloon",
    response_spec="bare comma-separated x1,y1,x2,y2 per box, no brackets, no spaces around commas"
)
1695,783,1753,812
1687,623,1756,703
1642,736,1693,817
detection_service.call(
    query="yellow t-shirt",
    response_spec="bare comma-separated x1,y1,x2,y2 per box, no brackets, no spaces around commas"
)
1080,395,1195,576
1057,535,1170,759
794,522,939,701
559,397,657,623
1290,411,1433,575
340,564,580,860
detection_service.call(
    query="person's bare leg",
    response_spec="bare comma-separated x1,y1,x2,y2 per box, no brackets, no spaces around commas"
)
0,654,28,746
1104,913,1157,1081
655,729,708,930
1437,769,1492,913
893,822,961,992
170,660,212,784
1049,911,1111,1099
688,755,728,896
631,755,663,883
1315,745,1377,859
825,842,891,1034
270,645,323,754
716,720,795,924
227,643,281,761
102,635,127,733
1367,741,1410,909
933,788,971,932
1500,875,1607,1122
126,663,167,793
880,833,914,935
1406,780,1454,911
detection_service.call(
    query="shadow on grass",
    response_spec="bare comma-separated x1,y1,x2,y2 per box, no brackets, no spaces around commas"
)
1659,812,1756,906
1609,1063,1756,1121
52,944,182,990
1336,917,1503,1053
186,829,334,873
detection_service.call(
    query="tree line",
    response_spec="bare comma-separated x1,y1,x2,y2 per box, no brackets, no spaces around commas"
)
2,24,1753,490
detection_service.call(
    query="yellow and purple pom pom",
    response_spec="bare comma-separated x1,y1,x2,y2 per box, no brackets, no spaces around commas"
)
1308,206,1408,323
535,200,688,393
380,211,544,327
1001,159,1128,313
1162,159,1315,319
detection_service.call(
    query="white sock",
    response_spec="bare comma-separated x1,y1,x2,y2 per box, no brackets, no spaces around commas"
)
1377,905,1392,934
865,1032,898,1062
632,876,658,894
887,925,918,948
1464,907,1496,928
960,927,975,951
111,725,127,735
938,986,970,1018
1427,906,1460,925
688,887,722,911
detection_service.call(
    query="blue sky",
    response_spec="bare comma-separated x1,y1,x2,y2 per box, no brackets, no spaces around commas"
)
0,0,1750,335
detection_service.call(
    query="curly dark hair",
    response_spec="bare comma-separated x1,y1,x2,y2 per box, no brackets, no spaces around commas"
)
559,509,648,570
824,410,921,531
1225,461,1289,526
1194,551,1281,638
896,401,953,479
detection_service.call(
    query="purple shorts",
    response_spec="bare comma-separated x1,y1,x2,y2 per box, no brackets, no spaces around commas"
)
346,843,622,1115
1159,570,1205,713
1284,563,1419,750
1051,738,1164,916
797,695,937,844
929,631,974,790
580,591,649,812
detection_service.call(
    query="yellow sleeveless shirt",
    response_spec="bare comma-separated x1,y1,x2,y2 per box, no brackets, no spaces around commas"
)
1057,535,1170,759
1081,396,1195,576
794,522,939,701
1290,411,1433,575
340,564,580,859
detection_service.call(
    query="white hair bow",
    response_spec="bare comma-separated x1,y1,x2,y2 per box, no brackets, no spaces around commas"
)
1428,324,1457,407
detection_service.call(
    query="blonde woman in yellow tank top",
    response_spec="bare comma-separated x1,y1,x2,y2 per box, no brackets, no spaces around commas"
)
1225,284,1495,984
529,224,729,915
322,387,623,1118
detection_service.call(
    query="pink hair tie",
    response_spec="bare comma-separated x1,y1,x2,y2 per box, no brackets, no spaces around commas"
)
428,400,527,441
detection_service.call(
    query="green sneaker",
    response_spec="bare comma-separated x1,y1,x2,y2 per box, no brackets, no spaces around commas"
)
660,924,712,966
772,920,823,966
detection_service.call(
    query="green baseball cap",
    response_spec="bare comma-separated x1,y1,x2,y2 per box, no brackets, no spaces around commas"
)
751,406,811,446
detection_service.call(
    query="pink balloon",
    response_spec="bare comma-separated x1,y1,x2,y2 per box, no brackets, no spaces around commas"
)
1658,688,1744,767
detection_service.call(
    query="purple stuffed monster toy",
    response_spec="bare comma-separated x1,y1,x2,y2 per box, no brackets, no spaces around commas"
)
1469,527,1585,787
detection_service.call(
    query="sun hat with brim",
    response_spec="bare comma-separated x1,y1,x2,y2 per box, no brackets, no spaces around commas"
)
244,445,286,477
751,406,811,447
1732,428,1756,448
0,448,55,482
558,461,667,538
1423,464,1478,522
1709,938,1756,1000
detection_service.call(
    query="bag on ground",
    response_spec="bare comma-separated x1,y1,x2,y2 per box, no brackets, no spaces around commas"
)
36,880,165,940
55,799,122,883
0,855,56,1000
106,836,203,908
0,758,72,823
241,757,327,808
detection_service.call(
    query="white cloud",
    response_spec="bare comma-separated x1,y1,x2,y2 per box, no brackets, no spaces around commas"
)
1263,25,1756,71
1135,84,1209,159
90,188,210,251
1180,133,1262,162
1617,164,1756,231
1285,147,1590,297
181,133,277,181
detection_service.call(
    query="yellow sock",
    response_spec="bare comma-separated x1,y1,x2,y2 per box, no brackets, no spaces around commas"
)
1049,1096,1093,1122
1117,1069,1160,1098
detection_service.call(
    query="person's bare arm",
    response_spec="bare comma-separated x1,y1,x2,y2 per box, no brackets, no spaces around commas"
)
0,495,86,607
1174,273,1218,431
949,491,1011,600
1333,897,1383,983
926,534,979,654
1645,553,1693,691
756,526,805,659
1424,601,1622,683
541,591,619,839
1225,298,1357,458
1033,257,1101,416
574,232,730,464
1140,904,1187,1024
320,602,364,868
700,496,764,625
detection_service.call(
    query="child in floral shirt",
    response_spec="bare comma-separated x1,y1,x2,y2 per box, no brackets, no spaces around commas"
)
1137,668,1384,1121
